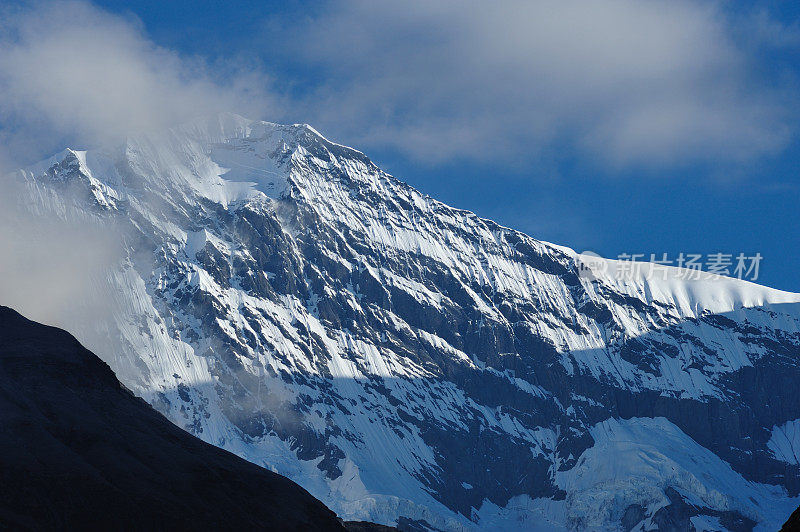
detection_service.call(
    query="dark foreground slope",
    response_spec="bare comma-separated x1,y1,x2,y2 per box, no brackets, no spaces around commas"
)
0,305,345,531
783,506,800,531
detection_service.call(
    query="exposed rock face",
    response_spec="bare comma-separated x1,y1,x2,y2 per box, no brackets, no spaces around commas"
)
10,113,800,530
0,305,345,531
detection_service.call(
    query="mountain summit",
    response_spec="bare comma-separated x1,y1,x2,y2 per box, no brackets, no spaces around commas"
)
10,114,800,530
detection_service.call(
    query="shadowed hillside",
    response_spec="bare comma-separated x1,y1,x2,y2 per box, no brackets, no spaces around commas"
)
0,305,346,531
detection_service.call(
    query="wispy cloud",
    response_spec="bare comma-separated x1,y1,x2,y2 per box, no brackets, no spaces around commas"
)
0,0,278,167
276,0,797,168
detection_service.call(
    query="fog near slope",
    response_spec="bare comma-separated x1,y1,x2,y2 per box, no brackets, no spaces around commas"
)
0,171,126,358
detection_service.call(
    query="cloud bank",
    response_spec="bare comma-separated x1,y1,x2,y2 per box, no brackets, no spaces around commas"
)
281,0,797,167
0,0,277,167
0,0,796,171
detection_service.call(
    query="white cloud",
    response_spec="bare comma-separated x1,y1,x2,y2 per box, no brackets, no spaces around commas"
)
0,0,793,171
280,0,796,167
0,0,792,344
0,0,279,167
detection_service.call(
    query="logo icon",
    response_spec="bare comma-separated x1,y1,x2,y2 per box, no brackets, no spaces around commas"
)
576,251,607,281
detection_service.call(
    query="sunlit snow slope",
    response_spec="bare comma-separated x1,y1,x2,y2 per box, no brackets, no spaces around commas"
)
10,113,800,531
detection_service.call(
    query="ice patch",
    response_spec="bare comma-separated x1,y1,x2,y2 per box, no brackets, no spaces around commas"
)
768,419,800,465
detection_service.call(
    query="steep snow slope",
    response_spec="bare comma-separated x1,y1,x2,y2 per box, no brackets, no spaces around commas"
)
8,113,800,530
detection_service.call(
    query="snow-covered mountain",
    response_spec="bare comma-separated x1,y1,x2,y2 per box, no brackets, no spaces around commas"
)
9,113,800,530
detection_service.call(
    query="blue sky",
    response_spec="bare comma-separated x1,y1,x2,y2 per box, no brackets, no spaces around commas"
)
2,0,799,291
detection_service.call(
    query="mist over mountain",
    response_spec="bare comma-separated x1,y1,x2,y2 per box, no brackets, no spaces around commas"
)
5,113,800,531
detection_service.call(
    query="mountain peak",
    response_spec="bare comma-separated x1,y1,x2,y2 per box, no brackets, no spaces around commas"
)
171,112,340,150
15,112,380,209
10,110,800,531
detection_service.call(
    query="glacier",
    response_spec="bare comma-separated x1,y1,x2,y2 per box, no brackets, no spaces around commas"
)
6,113,800,531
